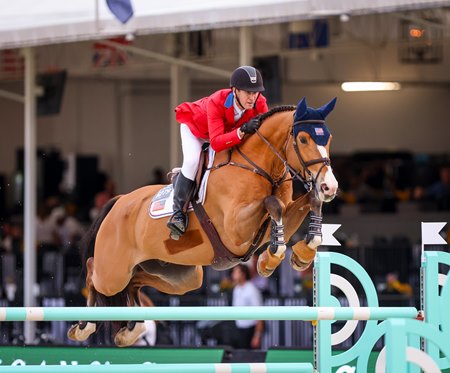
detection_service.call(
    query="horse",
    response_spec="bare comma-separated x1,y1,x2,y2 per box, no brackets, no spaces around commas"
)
67,97,339,347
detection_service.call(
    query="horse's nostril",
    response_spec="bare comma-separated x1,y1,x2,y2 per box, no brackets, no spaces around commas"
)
321,183,329,192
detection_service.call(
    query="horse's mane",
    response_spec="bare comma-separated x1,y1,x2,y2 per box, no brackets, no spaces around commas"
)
259,105,296,124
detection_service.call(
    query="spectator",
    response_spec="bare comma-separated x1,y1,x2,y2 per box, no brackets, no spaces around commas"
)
56,202,85,251
150,167,166,185
230,264,264,349
248,255,269,295
379,272,413,307
414,164,450,210
36,202,60,249
90,175,116,220
133,291,173,346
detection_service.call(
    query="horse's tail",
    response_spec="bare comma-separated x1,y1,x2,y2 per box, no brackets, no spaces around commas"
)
78,195,131,339
79,196,120,271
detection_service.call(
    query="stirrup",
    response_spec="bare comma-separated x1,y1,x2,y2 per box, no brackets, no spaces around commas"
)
167,212,187,240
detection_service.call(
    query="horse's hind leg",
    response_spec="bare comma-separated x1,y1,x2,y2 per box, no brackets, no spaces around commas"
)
113,265,203,347
67,258,97,341
257,195,287,277
112,279,147,347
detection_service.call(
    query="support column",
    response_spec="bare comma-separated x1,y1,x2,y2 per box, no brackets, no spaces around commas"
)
22,47,37,344
239,26,253,66
170,65,190,169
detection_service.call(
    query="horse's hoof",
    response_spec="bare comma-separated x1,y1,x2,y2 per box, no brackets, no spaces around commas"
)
114,322,147,347
290,252,313,272
67,322,96,342
257,262,275,277
257,251,285,278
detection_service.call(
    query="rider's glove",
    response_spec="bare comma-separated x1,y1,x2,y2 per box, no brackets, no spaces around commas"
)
240,117,261,134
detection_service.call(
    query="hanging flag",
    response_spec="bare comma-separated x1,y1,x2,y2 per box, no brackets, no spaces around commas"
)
321,224,341,246
421,222,447,246
93,37,131,68
106,0,134,24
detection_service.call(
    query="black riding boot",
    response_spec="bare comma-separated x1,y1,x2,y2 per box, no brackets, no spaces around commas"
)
167,172,196,240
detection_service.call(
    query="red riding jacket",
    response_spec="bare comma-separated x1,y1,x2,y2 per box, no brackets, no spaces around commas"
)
175,89,269,152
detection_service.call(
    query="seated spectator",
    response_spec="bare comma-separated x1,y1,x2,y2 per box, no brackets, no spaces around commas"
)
90,175,116,221
56,202,86,251
378,272,413,306
36,203,60,250
414,165,450,210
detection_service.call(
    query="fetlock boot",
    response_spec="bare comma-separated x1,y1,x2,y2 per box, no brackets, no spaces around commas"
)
167,172,196,240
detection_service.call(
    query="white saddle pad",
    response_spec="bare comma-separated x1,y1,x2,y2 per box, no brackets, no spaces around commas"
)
148,147,215,219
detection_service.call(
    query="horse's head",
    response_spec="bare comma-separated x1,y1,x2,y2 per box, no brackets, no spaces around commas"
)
288,97,338,202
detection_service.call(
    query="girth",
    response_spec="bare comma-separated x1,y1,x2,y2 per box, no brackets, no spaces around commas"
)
191,147,271,270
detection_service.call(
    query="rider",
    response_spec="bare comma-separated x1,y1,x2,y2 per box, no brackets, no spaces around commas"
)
167,65,269,240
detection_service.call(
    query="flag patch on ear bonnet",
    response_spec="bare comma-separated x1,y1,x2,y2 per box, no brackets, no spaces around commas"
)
293,123,330,146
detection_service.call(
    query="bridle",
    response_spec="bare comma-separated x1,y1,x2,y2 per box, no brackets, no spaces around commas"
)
209,117,331,193
289,119,331,191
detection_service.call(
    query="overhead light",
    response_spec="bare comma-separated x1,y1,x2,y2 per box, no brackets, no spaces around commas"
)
340,14,350,22
341,82,402,92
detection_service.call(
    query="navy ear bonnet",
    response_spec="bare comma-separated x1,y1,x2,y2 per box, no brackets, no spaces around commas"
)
293,97,336,146
294,123,330,146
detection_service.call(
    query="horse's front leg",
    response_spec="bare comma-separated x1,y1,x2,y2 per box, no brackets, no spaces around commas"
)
257,195,287,277
290,192,323,271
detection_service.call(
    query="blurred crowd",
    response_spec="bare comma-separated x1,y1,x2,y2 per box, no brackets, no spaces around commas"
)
320,153,450,214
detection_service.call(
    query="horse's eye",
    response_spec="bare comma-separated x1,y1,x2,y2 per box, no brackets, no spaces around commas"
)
299,136,307,144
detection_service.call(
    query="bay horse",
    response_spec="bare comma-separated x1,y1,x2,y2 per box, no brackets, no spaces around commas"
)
68,97,338,347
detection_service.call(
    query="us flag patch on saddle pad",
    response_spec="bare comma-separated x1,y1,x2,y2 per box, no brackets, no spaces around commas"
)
148,184,194,219
148,148,215,219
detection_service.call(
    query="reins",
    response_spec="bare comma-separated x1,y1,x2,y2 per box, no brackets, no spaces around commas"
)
250,119,330,192
205,113,331,193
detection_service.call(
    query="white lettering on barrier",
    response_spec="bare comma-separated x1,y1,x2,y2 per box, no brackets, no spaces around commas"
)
336,365,355,373
11,360,26,366
6,360,140,366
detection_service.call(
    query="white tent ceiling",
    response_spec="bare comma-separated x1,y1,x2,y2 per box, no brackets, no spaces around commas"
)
1,0,449,50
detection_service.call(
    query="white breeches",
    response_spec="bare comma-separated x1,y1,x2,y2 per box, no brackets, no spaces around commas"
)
180,123,208,181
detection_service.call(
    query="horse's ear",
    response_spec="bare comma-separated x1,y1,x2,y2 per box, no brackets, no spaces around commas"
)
295,97,308,120
318,97,337,119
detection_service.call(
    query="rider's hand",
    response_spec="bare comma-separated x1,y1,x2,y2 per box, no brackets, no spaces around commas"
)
240,117,260,134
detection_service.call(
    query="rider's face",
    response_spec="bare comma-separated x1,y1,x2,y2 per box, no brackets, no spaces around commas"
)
234,89,259,110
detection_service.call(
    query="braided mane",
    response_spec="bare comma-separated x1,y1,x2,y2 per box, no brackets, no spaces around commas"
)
260,105,296,124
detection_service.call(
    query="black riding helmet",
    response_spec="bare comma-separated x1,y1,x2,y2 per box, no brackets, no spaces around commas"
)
230,66,265,92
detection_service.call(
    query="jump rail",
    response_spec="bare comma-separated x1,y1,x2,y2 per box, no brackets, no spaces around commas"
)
0,362,313,373
0,306,418,322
